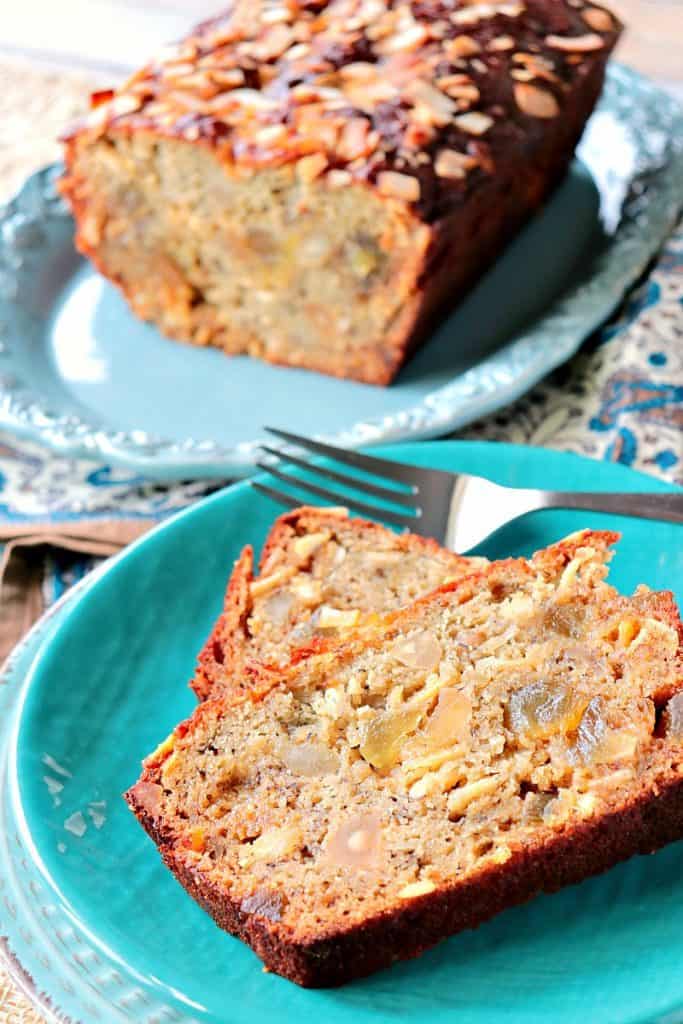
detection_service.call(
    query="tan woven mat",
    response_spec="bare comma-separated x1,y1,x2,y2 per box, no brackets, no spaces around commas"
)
0,55,99,1024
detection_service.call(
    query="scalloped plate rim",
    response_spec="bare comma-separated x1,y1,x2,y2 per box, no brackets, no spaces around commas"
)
0,64,681,480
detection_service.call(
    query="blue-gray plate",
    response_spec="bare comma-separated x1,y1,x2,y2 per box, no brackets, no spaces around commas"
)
0,65,681,480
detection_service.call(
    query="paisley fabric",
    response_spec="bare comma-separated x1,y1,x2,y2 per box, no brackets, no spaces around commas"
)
464,218,683,484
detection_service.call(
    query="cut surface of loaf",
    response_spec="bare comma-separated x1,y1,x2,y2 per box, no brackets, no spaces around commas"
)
192,505,484,700
127,529,683,986
60,1,621,384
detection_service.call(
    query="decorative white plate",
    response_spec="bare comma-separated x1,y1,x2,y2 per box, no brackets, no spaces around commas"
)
0,65,681,481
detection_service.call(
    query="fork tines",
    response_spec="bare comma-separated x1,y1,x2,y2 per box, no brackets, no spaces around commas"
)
251,427,422,529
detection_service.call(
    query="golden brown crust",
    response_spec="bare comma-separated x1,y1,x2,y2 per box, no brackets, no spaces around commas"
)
61,0,621,220
127,765,683,986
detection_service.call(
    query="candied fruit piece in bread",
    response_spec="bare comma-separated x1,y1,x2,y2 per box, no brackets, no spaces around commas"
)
59,1,621,384
192,505,485,700
127,529,683,986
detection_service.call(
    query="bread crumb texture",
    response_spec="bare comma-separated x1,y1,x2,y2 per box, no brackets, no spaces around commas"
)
128,526,683,983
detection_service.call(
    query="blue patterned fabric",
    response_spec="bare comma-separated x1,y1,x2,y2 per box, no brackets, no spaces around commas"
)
466,218,683,481
1,219,681,605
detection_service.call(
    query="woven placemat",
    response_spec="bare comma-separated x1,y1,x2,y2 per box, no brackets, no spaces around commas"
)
0,56,101,203
0,53,100,1024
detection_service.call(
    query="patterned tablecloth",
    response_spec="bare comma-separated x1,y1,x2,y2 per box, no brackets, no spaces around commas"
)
0,56,681,1023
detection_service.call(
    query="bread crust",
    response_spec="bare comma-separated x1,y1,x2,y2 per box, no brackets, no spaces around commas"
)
127,764,683,986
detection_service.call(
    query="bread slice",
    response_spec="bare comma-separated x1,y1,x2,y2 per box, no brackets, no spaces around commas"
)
191,506,484,700
127,529,683,986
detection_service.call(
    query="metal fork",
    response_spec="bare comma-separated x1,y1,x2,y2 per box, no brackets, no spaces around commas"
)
252,427,683,552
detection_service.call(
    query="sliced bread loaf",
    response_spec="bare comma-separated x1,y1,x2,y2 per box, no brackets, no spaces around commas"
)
128,530,683,986
192,506,483,699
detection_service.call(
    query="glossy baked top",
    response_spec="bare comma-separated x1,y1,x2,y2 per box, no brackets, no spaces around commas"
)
66,0,620,217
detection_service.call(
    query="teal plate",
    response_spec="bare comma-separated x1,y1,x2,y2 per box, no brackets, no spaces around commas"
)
2,442,683,1024
0,65,682,480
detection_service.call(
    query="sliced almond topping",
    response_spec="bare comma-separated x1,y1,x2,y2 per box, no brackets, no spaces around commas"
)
435,148,477,179
110,94,142,117
254,123,289,146
404,79,457,125
545,32,605,52
489,34,515,51
445,34,481,58
582,6,614,32
250,24,296,61
399,880,436,899
437,76,481,104
513,82,560,118
227,88,280,111
454,111,494,135
327,169,353,188
261,6,292,24
377,171,421,202
512,51,560,84
453,1,523,24
210,68,246,89
171,71,221,99
285,42,311,60
337,117,373,160
296,152,329,183
160,61,197,80
340,61,379,81
378,23,429,54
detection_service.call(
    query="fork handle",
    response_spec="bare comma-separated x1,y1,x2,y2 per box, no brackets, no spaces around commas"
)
539,490,683,524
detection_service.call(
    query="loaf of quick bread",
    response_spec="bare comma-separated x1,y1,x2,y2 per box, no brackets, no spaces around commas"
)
192,505,485,699
60,1,621,384
127,529,683,986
